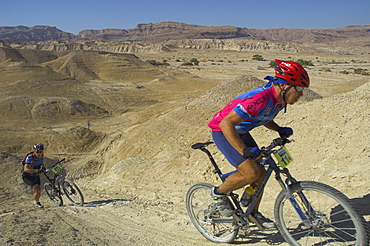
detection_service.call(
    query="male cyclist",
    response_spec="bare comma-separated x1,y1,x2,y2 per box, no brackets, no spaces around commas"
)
208,60,310,229
22,143,46,208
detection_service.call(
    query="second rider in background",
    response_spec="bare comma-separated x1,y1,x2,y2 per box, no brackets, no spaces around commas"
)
22,143,47,208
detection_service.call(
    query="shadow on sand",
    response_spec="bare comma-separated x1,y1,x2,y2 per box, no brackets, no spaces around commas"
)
230,194,370,245
351,193,370,227
82,198,132,208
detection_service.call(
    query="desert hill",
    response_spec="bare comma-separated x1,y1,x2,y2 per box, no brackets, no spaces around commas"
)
0,27,369,244
0,48,219,155
0,72,369,245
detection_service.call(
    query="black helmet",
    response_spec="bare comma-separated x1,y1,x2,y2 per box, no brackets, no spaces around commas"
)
33,143,44,150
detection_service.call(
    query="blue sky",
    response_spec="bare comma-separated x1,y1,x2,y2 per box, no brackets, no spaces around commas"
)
0,0,369,35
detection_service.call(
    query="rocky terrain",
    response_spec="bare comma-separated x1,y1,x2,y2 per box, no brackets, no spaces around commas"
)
1,22,370,54
0,23,369,245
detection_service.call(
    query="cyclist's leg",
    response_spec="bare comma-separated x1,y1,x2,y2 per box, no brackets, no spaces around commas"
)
23,175,43,207
218,159,264,194
213,131,263,194
33,184,41,201
31,176,42,202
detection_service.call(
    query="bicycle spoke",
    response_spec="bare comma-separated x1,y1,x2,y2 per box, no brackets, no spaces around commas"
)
186,183,238,243
275,181,368,245
44,182,63,206
62,178,84,206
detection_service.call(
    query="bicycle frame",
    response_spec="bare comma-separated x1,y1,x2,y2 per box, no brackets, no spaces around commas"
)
189,138,369,245
42,158,84,207
44,172,64,191
196,139,314,230
43,159,66,196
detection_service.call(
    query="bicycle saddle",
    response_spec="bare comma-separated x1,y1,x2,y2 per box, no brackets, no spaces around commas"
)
191,142,214,149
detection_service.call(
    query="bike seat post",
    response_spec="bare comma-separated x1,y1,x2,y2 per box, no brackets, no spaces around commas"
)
202,147,223,178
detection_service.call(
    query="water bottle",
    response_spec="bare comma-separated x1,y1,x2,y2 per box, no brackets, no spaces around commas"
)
240,186,254,207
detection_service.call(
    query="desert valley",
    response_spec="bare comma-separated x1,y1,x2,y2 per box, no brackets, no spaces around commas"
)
0,22,369,245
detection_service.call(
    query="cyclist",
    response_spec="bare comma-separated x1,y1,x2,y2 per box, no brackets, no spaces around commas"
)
208,60,310,228
22,143,46,208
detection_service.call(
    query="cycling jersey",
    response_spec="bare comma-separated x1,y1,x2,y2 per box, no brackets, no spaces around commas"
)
23,154,43,176
208,85,285,134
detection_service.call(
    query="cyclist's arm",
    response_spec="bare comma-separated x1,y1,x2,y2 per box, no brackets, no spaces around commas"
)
264,120,281,132
219,110,246,155
23,164,39,174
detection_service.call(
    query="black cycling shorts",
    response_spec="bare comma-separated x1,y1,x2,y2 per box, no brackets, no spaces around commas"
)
22,175,41,187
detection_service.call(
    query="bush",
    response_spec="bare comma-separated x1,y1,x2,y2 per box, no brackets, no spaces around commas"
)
354,68,369,75
190,58,200,65
297,59,313,66
181,62,193,66
269,59,314,68
146,60,169,66
269,60,276,68
252,54,264,61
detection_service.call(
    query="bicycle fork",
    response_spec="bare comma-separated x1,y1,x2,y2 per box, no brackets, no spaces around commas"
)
275,169,314,228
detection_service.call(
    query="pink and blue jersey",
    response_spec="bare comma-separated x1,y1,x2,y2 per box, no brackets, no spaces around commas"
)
208,85,285,134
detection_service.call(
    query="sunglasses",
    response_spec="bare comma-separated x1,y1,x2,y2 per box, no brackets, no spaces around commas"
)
36,150,43,153
294,86,304,92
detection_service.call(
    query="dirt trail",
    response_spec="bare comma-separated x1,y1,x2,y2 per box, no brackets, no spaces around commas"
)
1,184,291,246
1,49,370,245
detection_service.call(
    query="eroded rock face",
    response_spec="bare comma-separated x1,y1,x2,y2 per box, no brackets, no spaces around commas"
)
2,38,299,55
1,22,369,53
0,25,76,42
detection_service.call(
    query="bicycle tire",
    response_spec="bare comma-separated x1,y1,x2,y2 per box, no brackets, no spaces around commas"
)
61,178,84,206
186,183,238,243
274,181,369,246
44,182,63,206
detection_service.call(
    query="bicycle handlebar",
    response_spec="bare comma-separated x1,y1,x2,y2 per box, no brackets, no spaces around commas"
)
45,158,66,173
261,137,292,155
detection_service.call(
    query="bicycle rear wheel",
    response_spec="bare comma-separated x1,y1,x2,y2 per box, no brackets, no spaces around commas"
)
186,183,238,243
274,181,369,245
44,182,63,206
61,178,84,206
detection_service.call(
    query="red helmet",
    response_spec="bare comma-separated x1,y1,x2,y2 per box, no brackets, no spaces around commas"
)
274,59,310,88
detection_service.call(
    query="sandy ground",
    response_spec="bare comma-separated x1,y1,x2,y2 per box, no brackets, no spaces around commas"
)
1,48,370,245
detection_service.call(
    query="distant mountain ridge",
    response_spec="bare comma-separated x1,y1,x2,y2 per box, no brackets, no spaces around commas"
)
0,25,75,42
1,22,370,46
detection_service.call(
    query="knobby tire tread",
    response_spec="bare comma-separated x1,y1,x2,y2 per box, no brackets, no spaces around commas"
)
274,181,369,246
61,178,84,206
44,182,63,206
186,183,238,243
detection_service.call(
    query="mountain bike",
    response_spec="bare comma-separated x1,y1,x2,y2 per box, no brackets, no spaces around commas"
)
186,137,369,245
43,158,84,206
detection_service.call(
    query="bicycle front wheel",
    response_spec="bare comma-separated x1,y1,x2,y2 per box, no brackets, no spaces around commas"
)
61,178,84,206
274,181,369,245
44,182,63,206
186,183,238,243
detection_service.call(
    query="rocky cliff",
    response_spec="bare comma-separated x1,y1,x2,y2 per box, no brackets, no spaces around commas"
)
0,25,76,42
1,22,369,45
1,22,369,54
